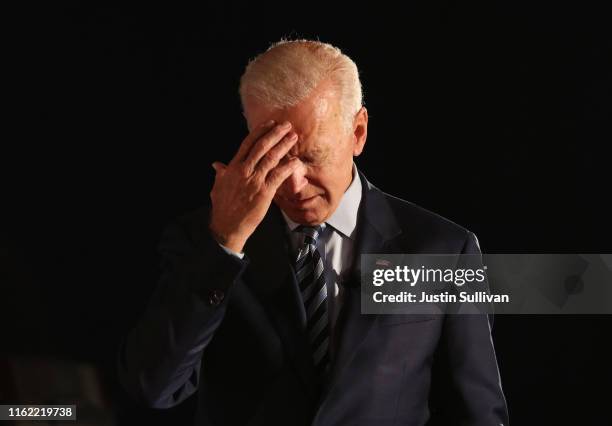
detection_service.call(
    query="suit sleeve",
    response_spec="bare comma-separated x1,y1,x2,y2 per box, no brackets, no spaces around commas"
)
430,232,510,426
117,219,249,408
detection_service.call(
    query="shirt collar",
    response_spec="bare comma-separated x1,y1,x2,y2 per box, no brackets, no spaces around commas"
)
281,162,362,240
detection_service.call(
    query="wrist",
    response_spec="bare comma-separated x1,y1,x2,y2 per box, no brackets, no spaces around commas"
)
220,238,245,254
209,225,246,254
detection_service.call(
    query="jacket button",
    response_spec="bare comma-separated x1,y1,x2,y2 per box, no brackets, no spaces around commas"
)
208,289,224,306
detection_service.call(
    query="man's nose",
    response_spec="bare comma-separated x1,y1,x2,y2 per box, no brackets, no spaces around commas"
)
284,162,308,194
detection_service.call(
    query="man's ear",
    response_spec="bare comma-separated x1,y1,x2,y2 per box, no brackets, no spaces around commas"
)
352,106,368,156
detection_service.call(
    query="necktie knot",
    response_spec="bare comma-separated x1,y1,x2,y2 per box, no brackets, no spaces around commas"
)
295,225,324,245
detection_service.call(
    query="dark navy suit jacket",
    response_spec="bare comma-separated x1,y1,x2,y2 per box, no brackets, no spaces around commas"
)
118,170,509,425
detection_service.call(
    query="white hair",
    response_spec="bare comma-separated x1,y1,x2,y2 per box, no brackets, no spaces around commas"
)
239,39,363,132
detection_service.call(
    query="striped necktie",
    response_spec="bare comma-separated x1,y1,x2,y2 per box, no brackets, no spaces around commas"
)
294,225,330,377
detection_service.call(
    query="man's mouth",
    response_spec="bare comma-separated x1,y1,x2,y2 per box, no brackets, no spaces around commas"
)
287,194,320,206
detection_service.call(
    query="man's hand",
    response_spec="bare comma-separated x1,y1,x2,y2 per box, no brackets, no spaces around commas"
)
209,120,299,253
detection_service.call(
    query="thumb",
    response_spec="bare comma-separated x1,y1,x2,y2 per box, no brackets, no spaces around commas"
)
211,162,227,174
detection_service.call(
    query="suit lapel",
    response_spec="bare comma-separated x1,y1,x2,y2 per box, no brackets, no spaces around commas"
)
243,204,317,398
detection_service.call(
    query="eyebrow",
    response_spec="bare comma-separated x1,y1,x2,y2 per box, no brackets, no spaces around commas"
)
301,146,330,162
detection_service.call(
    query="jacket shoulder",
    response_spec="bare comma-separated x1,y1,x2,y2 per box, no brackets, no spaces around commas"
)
378,190,475,251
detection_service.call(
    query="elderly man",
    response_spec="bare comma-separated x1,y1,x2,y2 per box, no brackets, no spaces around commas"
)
118,40,509,426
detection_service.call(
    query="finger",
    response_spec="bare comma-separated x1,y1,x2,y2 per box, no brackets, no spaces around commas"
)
266,157,301,190
212,161,227,176
243,121,293,174
230,120,277,166
253,131,299,177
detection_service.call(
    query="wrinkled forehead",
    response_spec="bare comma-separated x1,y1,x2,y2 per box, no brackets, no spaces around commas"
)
310,94,333,120
285,105,340,161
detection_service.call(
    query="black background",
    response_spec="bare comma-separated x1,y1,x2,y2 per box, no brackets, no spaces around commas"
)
3,1,611,425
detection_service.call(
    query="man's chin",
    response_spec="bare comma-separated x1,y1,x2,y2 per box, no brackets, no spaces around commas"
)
275,201,326,225
288,209,324,225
